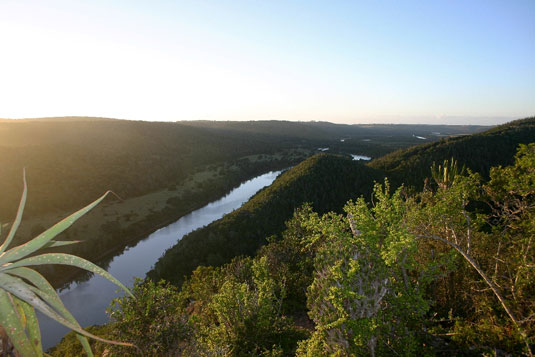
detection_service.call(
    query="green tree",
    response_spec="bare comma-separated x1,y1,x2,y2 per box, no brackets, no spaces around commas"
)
108,279,190,356
411,146,534,355
194,257,295,356
299,181,430,356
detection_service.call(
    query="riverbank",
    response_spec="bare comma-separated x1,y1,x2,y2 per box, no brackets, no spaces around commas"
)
13,149,311,289
40,170,284,351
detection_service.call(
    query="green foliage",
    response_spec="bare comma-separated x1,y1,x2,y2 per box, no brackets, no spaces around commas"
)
194,257,285,355
108,279,190,355
0,173,134,356
299,182,430,356
257,204,319,314
47,325,112,357
430,158,464,189
410,144,535,355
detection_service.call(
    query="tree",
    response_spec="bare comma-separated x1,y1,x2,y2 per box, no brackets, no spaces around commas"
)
299,181,430,356
412,147,534,355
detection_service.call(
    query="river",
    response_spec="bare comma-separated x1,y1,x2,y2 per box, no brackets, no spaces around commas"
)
40,170,282,350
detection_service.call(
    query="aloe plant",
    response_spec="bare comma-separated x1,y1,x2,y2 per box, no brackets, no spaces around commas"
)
0,171,136,356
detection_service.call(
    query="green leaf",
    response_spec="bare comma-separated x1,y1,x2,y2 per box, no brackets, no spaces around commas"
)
0,273,67,323
17,295,43,355
0,290,37,357
6,266,94,356
42,240,82,249
0,169,27,255
0,273,136,350
0,191,110,265
2,253,133,298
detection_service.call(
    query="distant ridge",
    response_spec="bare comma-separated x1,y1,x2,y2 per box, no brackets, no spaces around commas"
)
369,116,535,186
0,116,120,123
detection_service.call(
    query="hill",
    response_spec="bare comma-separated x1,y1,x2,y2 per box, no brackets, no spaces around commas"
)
1,117,487,222
53,127,535,356
182,120,489,157
369,117,535,187
148,154,384,286
0,119,296,220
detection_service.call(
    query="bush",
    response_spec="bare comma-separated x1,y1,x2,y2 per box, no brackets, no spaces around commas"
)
108,278,190,355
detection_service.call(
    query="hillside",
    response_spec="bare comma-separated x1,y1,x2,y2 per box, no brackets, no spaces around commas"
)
369,117,535,187
148,154,384,286
0,119,296,221
0,117,485,221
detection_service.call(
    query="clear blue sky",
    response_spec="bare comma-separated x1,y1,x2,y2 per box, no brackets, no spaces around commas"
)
1,0,534,124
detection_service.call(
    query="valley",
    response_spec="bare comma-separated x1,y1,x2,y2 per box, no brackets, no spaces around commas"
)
2,117,534,356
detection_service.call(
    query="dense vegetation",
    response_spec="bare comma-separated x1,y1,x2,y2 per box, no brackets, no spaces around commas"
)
52,142,535,356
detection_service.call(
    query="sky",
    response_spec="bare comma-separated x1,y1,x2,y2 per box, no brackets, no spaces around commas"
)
1,0,534,125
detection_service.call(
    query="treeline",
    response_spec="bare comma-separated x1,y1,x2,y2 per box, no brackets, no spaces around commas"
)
148,154,384,287
1,117,484,222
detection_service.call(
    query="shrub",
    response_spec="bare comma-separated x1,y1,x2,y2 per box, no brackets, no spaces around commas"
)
108,278,190,355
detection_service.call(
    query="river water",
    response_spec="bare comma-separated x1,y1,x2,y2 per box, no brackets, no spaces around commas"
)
40,170,282,350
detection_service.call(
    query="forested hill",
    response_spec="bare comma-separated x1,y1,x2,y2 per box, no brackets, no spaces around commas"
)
182,120,488,157
369,116,535,187
0,119,312,220
148,154,384,286
180,120,486,139
51,119,535,355
0,117,485,221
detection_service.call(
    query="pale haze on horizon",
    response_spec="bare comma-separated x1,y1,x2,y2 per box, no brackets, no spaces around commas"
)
1,0,534,125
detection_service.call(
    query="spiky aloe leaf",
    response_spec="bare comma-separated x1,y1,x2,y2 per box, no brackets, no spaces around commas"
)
6,266,93,356
42,240,82,249
0,191,110,265
17,295,42,355
0,273,136,350
0,175,135,355
2,253,133,298
0,170,27,255
0,290,37,356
